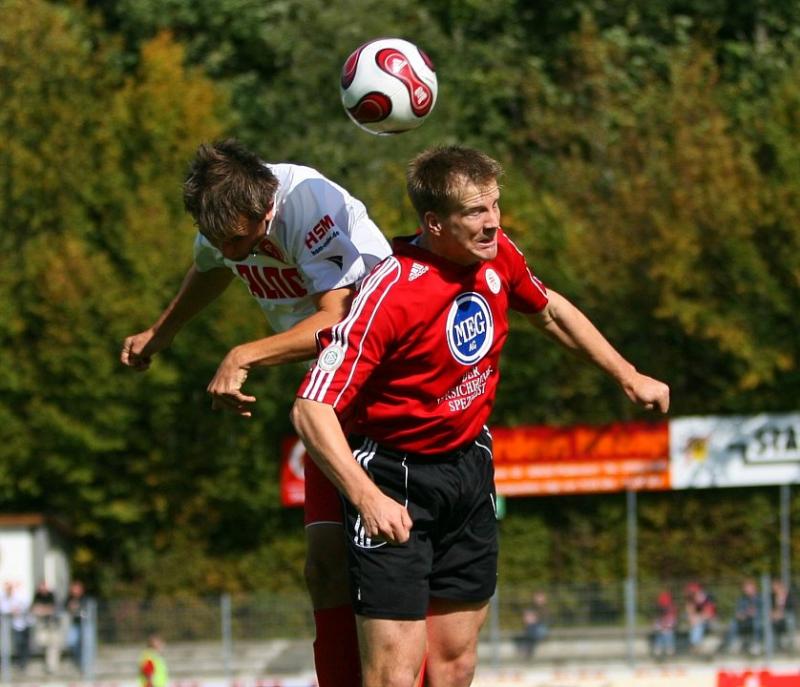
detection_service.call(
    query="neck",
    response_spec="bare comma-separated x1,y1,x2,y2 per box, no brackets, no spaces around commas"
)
415,233,481,267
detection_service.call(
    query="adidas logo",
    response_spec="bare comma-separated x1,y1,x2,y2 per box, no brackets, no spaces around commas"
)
408,262,429,281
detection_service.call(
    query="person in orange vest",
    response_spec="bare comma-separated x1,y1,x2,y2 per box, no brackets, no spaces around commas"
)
139,634,168,687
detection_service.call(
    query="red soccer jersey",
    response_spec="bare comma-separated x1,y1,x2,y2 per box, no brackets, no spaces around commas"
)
298,229,549,454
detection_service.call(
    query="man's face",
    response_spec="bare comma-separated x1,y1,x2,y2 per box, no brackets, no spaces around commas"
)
215,205,274,262
428,180,501,266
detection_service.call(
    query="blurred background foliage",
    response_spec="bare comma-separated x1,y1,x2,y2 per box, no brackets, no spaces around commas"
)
1,0,798,597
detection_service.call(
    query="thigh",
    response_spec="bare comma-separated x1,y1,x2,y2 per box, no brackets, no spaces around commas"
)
425,598,489,687
430,433,498,603
357,615,427,687
344,439,433,620
304,456,344,526
304,523,350,608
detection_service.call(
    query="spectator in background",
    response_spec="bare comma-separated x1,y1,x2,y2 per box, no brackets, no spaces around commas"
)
685,582,717,654
651,589,677,659
0,581,31,672
139,633,168,687
515,591,550,660
65,580,87,668
718,577,762,655
30,580,63,673
771,579,795,652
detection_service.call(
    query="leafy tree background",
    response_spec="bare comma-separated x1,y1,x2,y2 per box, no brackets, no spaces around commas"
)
1,0,798,598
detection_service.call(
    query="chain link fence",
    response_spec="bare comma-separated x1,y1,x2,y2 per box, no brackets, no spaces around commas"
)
1,576,796,681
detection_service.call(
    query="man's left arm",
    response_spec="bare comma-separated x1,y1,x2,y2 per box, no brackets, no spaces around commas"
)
207,286,356,416
529,289,670,413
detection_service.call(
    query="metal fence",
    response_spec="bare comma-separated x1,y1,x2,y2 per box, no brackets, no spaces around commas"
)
1,576,796,681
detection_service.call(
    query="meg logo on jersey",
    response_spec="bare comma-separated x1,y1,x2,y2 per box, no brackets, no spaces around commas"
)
446,293,494,365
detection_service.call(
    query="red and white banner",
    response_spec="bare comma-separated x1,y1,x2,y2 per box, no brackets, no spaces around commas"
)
279,412,800,502
717,670,800,687
280,437,307,507
492,421,670,495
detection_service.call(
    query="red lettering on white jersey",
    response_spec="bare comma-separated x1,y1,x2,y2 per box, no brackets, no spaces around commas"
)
236,265,265,298
304,215,336,249
251,267,282,299
236,265,308,300
279,267,308,297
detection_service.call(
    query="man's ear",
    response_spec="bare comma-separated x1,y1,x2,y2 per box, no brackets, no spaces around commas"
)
423,210,442,237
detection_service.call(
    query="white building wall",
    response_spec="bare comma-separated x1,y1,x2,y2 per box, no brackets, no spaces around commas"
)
0,530,34,603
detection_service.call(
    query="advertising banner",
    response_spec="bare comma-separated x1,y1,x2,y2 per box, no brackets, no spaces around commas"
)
280,437,306,507
670,413,800,489
717,670,800,687
492,421,670,495
279,412,800,502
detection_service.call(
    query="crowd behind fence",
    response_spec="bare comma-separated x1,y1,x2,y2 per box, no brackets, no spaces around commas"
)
1,576,796,681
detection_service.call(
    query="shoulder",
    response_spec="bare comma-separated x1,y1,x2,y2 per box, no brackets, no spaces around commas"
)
360,255,405,292
496,228,527,261
354,255,424,313
270,163,344,203
268,162,326,185
192,233,226,271
480,228,527,281
272,164,354,223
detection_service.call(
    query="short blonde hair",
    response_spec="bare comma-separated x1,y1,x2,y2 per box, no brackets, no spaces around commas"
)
406,146,503,221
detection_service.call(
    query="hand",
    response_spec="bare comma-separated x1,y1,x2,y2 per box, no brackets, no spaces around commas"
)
356,490,413,545
622,372,670,413
120,329,171,371
207,349,257,417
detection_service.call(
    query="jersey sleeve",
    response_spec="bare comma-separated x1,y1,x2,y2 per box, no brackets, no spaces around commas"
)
500,230,549,313
282,178,371,294
192,233,227,272
297,257,401,415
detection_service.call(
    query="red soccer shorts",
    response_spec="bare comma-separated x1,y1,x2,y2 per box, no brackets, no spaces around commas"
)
304,456,344,526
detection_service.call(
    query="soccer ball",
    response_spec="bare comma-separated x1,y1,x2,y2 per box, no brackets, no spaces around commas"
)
340,38,438,135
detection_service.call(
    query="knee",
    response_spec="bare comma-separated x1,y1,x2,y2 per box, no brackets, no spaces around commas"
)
362,664,419,687
427,651,477,687
449,653,478,687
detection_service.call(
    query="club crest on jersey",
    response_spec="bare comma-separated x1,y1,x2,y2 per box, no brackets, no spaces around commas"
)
317,343,345,372
485,268,501,294
445,293,494,365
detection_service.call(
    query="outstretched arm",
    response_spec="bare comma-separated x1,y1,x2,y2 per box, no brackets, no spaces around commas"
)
530,289,670,413
207,286,356,416
291,398,413,544
121,265,234,370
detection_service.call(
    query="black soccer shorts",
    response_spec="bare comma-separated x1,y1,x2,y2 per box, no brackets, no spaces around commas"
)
343,427,498,620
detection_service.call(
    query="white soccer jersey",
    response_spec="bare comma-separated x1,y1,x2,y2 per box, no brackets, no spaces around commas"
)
193,163,391,333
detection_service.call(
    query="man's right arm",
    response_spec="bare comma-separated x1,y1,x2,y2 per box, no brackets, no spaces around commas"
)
120,265,234,371
290,398,413,544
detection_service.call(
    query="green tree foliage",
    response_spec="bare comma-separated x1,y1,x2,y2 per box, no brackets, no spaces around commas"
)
2,0,798,595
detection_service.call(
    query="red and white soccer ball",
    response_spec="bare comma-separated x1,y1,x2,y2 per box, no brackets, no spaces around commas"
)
340,38,438,135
